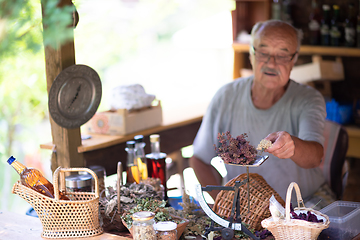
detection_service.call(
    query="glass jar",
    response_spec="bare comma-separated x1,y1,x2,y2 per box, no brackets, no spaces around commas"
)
65,173,92,192
87,165,106,195
131,211,156,240
154,221,177,240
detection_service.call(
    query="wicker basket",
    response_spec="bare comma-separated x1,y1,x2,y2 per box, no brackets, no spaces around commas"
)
12,167,103,239
213,173,285,231
261,182,330,240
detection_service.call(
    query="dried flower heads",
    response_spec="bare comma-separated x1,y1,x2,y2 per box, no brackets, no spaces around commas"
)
215,131,257,165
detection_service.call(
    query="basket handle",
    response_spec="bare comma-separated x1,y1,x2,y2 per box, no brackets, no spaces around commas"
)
285,182,305,221
53,167,100,200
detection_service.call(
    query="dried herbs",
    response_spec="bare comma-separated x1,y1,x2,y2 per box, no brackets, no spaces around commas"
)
215,131,257,165
121,198,176,228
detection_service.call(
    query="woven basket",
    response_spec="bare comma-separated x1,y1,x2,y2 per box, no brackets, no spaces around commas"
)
213,173,285,231
261,182,330,240
12,167,103,239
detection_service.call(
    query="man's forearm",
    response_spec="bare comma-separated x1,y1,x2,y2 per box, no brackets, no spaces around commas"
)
189,156,222,200
291,136,324,169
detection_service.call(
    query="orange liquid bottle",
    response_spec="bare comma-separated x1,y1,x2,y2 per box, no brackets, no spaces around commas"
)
7,156,69,200
134,135,148,180
125,141,140,184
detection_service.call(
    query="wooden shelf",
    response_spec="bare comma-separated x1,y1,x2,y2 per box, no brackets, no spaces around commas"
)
40,103,207,153
233,42,360,57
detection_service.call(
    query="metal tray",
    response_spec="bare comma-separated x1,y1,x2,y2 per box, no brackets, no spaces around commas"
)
225,155,269,167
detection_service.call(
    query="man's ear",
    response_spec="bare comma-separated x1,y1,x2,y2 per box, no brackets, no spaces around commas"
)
249,54,255,68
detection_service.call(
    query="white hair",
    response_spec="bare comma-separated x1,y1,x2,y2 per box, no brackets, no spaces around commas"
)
249,20,303,54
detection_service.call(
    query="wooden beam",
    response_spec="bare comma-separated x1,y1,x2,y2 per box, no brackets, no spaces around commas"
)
41,0,84,172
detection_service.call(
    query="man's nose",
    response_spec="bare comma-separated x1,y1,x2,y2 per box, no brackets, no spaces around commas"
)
266,55,277,65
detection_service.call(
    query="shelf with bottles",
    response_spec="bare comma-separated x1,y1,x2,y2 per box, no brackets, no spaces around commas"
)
232,42,360,57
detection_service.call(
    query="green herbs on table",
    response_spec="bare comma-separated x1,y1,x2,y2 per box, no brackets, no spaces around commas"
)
121,198,174,228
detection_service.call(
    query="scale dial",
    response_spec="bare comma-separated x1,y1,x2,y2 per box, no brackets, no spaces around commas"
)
48,64,102,129
194,184,243,230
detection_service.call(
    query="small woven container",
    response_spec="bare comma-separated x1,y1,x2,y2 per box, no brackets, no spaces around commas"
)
213,173,285,230
12,167,103,239
261,182,330,240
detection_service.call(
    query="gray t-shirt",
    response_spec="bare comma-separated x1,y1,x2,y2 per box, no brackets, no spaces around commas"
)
193,75,326,200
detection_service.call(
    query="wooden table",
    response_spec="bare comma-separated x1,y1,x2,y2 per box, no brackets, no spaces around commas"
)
40,103,207,176
0,211,131,240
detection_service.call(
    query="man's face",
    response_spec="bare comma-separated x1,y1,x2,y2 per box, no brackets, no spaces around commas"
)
250,25,298,90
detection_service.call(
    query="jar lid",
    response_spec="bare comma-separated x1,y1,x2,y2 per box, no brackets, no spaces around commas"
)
65,174,92,188
154,221,177,231
131,211,155,221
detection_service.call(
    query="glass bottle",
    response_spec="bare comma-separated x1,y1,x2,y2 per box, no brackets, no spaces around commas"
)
126,140,140,184
154,221,177,240
7,156,69,200
321,4,331,46
272,0,282,20
345,3,356,47
132,211,156,240
282,0,292,25
309,0,321,45
134,135,148,181
330,5,341,46
356,0,360,47
146,134,168,200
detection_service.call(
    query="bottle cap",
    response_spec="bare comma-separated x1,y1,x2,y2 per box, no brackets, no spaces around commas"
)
126,140,136,148
134,135,144,143
333,5,339,10
150,134,160,143
7,156,15,165
131,211,155,221
322,4,330,11
154,221,177,231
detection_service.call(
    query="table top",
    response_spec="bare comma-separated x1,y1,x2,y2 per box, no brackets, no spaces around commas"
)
0,211,132,240
40,102,207,153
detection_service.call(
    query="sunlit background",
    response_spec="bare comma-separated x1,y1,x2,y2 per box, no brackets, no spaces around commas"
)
0,0,234,214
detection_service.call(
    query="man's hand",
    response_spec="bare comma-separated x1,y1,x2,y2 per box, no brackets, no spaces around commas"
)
263,131,323,169
265,131,295,159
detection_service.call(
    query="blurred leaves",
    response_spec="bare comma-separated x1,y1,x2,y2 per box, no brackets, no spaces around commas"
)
41,0,74,48
0,0,74,58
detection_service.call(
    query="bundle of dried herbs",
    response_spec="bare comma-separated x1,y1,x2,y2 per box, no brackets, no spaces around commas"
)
215,131,257,165
99,182,163,231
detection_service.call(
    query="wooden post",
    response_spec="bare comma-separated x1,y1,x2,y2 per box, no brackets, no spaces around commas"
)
41,0,84,172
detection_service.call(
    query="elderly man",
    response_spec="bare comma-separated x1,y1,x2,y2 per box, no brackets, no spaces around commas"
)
189,20,331,205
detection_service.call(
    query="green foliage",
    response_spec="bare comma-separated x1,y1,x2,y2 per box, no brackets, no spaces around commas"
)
0,0,73,213
121,198,172,228
41,0,74,48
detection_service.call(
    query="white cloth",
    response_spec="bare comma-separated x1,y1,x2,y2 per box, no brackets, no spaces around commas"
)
110,84,155,110
193,76,327,200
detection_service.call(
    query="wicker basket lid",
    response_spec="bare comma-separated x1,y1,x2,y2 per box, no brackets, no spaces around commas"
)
213,173,285,231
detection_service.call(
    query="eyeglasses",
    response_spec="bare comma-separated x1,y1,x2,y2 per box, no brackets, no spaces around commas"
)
252,46,297,65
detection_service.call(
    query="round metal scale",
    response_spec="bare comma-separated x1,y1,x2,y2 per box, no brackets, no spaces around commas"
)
48,64,102,129
194,155,269,240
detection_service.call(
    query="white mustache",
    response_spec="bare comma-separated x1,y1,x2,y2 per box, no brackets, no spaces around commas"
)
261,67,280,75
